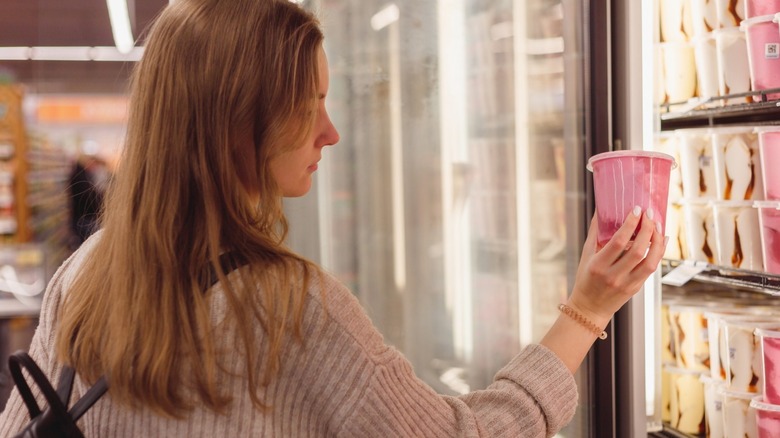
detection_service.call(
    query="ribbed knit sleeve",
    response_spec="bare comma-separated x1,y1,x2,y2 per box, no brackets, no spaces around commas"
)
336,342,577,437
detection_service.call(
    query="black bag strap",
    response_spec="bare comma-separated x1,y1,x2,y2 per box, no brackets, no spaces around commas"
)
8,352,72,422
56,366,75,408
69,376,108,421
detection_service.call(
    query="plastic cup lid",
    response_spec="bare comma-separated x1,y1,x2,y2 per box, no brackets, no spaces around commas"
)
586,150,676,171
713,26,743,35
755,327,780,338
753,201,780,210
710,126,754,135
741,14,778,29
699,374,726,384
751,396,780,411
678,198,712,206
754,126,780,134
718,387,757,399
710,200,756,208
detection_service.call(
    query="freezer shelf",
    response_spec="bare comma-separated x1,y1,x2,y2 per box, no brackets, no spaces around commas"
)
662,259,780,296
659,88,780,130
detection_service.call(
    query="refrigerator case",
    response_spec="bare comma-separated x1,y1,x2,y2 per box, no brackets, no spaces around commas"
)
611,0,780,437
285,0,592,436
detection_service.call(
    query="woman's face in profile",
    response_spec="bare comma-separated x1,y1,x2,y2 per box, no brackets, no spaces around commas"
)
270,47,340,198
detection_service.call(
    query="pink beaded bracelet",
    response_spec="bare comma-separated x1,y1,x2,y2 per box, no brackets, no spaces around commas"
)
558,303,608,340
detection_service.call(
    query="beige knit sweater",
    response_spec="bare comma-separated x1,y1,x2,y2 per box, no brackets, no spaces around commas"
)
0,233,578,437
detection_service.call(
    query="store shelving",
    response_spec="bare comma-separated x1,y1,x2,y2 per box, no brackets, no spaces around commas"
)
660,88,780,130
0,86,72,312
662,259,780,296
25,132,73,276
0,85,30,243
658,92,780,296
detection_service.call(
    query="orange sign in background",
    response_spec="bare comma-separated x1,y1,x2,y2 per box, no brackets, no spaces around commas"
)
35,96,128,124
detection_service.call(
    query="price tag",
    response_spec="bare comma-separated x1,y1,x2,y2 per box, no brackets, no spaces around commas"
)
766,43,780,59
662,261,708,287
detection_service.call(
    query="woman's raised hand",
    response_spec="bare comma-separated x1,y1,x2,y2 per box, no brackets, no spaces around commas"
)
567,207,667,329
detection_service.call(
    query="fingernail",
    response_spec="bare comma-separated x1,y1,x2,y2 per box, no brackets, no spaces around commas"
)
647,208,655,220
656,221,662,233
664,236,669,247
632,205,641,217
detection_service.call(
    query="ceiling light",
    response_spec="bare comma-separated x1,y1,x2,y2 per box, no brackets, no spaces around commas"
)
31,47,91,61
0,47,29,60
106,0,135,54
0,46,144,62
91,46,144,61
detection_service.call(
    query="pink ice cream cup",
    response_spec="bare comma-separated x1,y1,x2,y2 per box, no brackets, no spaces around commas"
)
747,1,780,19
587,151,676,247
742,15,780,101
750,397,780,438
754,201,780,275
756,328,780,405
758,128,780,200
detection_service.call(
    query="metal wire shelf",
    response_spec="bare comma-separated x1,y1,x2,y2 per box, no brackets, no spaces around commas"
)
662,259,780,296
659,88,780,130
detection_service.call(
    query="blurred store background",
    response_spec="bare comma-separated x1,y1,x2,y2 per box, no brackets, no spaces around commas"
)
0,0,167,410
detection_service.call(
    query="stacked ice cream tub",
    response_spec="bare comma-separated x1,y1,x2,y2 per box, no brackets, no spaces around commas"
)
657,0,780,109
654,126,780,276
661,300,780,437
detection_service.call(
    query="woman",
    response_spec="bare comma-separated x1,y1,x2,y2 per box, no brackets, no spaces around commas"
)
0,0,665,436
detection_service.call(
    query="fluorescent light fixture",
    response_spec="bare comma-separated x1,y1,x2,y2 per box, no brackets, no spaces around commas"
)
31,46,91,61
106,0,135,54
91,46,144,61
0,47,30,60
371,4,400,31
0,46,144,62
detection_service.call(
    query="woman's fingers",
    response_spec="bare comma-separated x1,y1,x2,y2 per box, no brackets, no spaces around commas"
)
586,213,598,248
630,223,667,279
598,206,642,263
581,214,599,259
614,209,657,268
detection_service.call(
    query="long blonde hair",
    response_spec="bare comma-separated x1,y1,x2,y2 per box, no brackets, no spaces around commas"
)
55,0,324,418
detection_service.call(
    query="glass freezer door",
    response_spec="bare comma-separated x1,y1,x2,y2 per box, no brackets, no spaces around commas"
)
285,0,591,435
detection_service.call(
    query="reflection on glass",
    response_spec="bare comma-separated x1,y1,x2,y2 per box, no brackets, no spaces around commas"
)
287,0,585,435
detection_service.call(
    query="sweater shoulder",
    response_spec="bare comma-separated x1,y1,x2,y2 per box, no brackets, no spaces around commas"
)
304,270,392,360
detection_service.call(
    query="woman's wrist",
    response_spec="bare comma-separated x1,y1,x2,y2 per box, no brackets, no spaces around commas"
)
564,298,612,334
